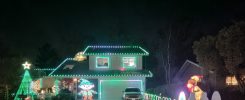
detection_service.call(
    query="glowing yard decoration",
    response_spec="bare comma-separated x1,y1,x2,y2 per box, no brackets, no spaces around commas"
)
178,91,186,100
14,65,33,100
74,51,87,61
119,67,126,71
79,79,97,100
22,61,31,69
31,79,41,93
187,75,203,100
52,79,60,95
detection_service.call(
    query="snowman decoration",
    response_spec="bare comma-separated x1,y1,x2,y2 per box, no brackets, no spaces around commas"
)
79,79,97,100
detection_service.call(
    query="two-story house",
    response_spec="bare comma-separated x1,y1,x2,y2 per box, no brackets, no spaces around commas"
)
47,45,153,100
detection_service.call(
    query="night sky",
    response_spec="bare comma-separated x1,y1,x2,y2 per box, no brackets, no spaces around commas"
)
1,0,245,59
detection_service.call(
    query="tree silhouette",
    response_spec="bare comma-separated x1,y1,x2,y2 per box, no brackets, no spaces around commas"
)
35,43,60,68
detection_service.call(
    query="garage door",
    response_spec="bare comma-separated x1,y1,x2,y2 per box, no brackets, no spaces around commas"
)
99,80,143,100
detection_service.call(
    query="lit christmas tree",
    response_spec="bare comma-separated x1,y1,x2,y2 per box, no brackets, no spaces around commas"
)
14,62,34,100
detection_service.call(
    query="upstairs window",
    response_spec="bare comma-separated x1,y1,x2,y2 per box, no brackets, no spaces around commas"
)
96,57,109,68
123,57,136,68
226,76,238,86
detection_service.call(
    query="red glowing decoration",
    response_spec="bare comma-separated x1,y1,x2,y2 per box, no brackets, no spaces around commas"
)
119,67,126,71
186,75,204,100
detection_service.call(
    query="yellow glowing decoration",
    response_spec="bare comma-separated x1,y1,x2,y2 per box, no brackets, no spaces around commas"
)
22,61,31,70
73,78,78,82
31,80,41,93
74,51,87,61
187,75,203,100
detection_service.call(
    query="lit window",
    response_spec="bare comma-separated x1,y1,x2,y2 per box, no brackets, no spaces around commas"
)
226,76,238,86
123,57,136,68
96,57,109,68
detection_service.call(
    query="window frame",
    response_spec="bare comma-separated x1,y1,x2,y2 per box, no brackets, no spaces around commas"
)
96,56,110,68
122,57,137,68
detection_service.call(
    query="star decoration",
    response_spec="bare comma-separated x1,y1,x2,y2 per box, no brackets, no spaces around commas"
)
22,61,31,69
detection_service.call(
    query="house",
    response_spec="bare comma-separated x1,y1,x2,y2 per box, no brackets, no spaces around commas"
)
173,60,203,84
42,45,153,100
225,61,245,88
152,60,203,99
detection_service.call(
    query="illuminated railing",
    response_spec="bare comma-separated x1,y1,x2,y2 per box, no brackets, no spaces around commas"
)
144,93,175,100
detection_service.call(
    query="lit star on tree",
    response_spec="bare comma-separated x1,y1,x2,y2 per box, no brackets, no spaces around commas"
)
22,61,31,69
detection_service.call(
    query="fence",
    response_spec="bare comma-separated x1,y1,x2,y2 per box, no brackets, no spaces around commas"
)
144,93,175,100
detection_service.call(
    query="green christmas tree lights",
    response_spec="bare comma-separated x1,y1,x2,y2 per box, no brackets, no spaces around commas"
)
14,61,34,100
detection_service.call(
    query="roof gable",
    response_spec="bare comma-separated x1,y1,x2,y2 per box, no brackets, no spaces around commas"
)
173,60,203,83
48,58,89,76
83,46,149,55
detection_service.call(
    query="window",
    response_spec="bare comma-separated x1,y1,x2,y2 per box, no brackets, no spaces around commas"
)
226,76,238,86
96,57,109,68
123,57,136,68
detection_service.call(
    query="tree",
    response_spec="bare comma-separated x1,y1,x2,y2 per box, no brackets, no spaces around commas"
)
14,68,33,100
216,22,245,93
193,21,245,92
192,35,227,91
0,41,24,98
216,22,245,74
35,43,60,69
193,36,224,75
156,29,171,85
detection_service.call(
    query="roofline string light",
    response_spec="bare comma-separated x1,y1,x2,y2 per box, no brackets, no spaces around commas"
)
49,70,153,77
48,58,73,76
49,73,153,77
82,45,149,55
34,68,55,71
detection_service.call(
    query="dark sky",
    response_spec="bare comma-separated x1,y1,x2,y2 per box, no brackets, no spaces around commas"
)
1,0,245,57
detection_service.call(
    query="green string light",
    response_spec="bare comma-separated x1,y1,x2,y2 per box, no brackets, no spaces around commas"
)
83,45,149,55
34,68,55,71
14,70,34,100
144,93,174,100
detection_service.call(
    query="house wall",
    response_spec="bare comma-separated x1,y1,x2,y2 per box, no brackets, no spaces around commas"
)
98,77,145,100
207,74,228,90
89,55,143,70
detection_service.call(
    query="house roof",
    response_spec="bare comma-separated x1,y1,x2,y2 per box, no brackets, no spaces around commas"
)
82,46,149,55
173,60,203,83
48,58,152,77
34,68,55,76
